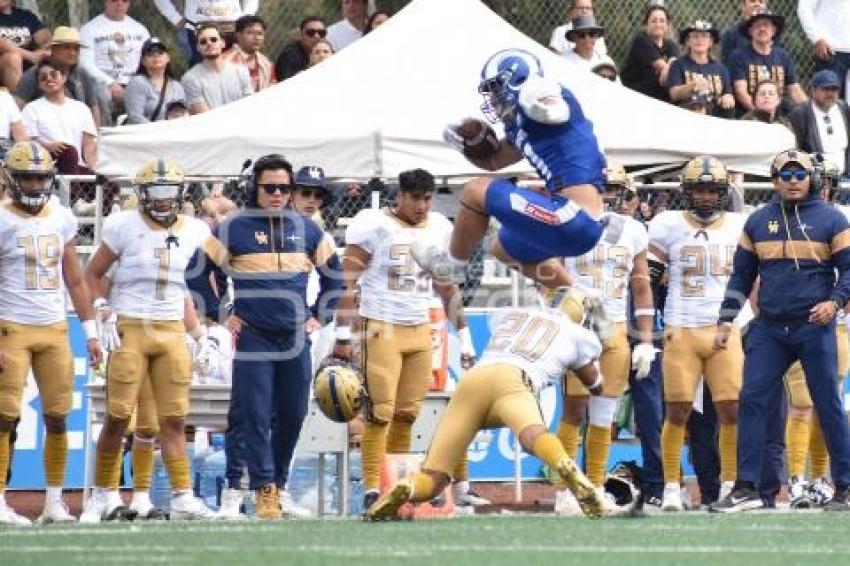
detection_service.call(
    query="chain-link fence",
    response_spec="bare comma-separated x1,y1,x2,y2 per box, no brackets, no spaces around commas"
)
31,1,816,86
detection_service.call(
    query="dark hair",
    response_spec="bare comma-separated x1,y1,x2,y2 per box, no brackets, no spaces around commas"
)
398,168,435,193
643,4,671,25
249,154,294,206
235,14,266,33
36,60,63,76
196,22,221,39
365,11,391,34
135,49,176,81
299,16,325,31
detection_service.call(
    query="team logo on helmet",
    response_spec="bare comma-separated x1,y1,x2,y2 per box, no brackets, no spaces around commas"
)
133,158,185,225
314,358,364,423
479,48,542,123
4,141,57,211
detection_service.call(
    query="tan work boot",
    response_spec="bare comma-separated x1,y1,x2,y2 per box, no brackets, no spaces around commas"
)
255,483,282,520
555,458,604,518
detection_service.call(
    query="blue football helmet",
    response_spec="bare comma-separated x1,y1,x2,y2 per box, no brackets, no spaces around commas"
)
479,48,543,123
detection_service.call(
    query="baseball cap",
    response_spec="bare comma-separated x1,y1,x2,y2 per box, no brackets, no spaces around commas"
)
812,69,841,89
771,149,814,174
295,166,327,189
142,37,169,55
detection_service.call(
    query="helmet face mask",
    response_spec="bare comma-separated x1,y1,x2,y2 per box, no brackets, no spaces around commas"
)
479,49,542,123
603,159,630,211
4,142,57,213
681,156,728,221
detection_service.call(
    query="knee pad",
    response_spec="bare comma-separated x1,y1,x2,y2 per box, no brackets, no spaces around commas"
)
588,396,619,428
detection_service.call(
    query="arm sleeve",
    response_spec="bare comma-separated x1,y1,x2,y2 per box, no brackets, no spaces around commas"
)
182,73,203,106
100,215,125,255
666,59,685,87
781,50,799,85
646,214,669,253
728,50,746,82
344,211,376,253
124,77,150,124
13,70,37,104
1,92,21,124
311,233,343,324
238,66,254,96
20,103,36,139
518,76,569,125
720,64,733,95
153,0,183,25
719,226,759,323
570,327,603,369
275,46,301,81
186,248,226,320
830,213,850,306
797,0,824,44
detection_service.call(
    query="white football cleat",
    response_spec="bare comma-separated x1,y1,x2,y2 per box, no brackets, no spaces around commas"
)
0,499,31,526
170,492,215,520
216,488,245,520
554,489,583,516
409,240,467,284
279,489,312,518
718,481,735,504
79,490,135,524
129,493,169,520
810,477,835,507
662,482,684,512
36,498,76,524
452,481,491,507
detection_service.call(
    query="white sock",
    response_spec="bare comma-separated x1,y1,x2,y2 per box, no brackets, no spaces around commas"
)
45,486,62,503
447,251,469,267
106,489,123,509
132,490,151,507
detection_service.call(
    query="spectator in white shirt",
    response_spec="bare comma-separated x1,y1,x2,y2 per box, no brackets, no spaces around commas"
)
0,88,27,142
327,0,367,52
798,0,850,99
561,15,607,71
181,23,252,114
154,0,258,66
549,0,608,57
79,0,150,115
21,60,97,173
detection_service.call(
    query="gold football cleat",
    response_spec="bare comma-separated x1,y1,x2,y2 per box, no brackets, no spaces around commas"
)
555,458,604,519
365,480,412,521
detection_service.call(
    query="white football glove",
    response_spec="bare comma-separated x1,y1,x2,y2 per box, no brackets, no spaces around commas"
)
94,298,121,352
442,122,466,152
631,343,657,380
190,327,212,379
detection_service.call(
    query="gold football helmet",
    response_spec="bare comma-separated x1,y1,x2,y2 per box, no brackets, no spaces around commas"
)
314,358,364,423
681,155,728,221
603,158,632,210
133,158,185,224
3,141,56,211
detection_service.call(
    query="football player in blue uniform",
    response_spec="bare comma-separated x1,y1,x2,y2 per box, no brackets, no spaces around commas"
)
413,48,622,290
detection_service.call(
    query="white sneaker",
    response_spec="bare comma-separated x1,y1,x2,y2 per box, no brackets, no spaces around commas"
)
810,477,834,507
36,498,75,524
79,490,135,524
0,499,31,526
662,482,683,512
554,489,583,516
129,494,169,520
279,489,312,518
170,492,215,520
452,481,491,507
719,481,735,504
216,488,245,520
409,240,467,284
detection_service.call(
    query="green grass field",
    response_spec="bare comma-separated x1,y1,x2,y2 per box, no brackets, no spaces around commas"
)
3,512,850,566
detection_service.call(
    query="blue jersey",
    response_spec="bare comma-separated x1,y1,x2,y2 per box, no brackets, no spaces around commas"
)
504,84,605,192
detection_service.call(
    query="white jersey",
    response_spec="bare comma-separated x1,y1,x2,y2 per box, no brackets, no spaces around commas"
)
478,308,602,394
345,208,452,326
0,200,77,325
649,211,746,327
565,215,648,323
102,211,211,320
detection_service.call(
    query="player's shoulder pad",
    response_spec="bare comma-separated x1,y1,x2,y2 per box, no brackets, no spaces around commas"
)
345,208,385,244
519,75,569,125
572,323,603,361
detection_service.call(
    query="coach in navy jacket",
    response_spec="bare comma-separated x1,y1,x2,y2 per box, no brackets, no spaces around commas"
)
713,149,850,511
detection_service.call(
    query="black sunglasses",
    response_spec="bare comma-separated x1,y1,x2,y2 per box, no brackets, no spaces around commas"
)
258,183,291,194
304,28,327,38
199,36,220,46
574,30,601,39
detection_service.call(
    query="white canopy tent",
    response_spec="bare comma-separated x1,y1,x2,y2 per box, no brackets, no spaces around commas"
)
97,0,795,178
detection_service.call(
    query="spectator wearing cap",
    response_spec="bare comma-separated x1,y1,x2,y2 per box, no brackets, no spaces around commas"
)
326,0,367,52
182,23,253,115
789,69,850,175
798,0,850,99
0,0,50,91
549,0,608,57
668,20,735,118
14,26,103,126
275,17,326,82
124,37,185,124
720,0,766,65
561,15,607,72
728,9,807,116
222,15,275,92
79,0,150,118
713,149,850,512
621,4,680,102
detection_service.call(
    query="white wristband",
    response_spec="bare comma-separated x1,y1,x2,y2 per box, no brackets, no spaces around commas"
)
458,327,474,353
93,297,109,310
82,319,98,341
335,326,352,341
634,308,655,317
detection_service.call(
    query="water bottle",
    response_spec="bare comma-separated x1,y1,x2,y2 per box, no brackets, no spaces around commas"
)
347,450,364,517
151,449,171,511
197,433,226,509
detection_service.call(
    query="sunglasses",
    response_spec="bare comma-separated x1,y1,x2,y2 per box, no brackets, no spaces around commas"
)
37,69,61,82
574,30,601,39
258,183,291,195
304,28,327,38
198,36,220,46
297,187,325,199
777,169,809,182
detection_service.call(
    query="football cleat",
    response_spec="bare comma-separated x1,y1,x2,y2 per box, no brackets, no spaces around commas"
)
409,240,467,284
708,481,763,513
825,484,850,511
0,499,31,526
788,476,813,509
809,477,835,507
554,489,583,516
129,495,169,520
718,480,735,504
36,498,76,524
637,494,663,516
79,490,136,524
279,489,313,518
365,480,412,521
216,488,245,520
661,483,683,512
255,484,282,520
169,491,215,520
362,490,379,517
554,457,604,519
452,481,491,507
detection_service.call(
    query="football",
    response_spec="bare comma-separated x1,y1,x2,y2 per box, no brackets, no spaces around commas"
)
459,119,500,161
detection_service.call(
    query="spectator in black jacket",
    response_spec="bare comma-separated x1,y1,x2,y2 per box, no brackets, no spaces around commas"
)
275,16,325,82
788,69,850,176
